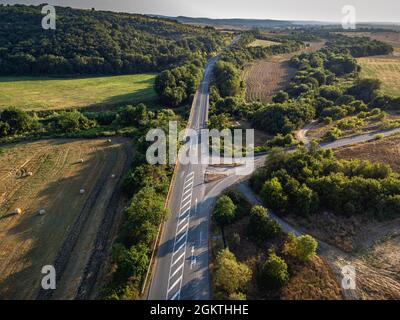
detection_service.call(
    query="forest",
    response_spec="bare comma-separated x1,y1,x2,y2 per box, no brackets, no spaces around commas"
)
0,4,226,75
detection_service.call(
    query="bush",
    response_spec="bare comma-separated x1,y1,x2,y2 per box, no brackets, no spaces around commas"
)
111,243,149,283
117,104,149,127
228,292,246,300
208,113,231,130
266,133,297,149
283,233,318,262
260,251,289,289
323,117,333,125
323,127,342,141
272,91,289,103
48,110,96,133
214,248,252,295
0,107,38,137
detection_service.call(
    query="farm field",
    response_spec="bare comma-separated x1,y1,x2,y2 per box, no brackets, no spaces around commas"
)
0,138,132,299
0,74,157,111
357,55,400,96
244,41,325,103
247,39,281,47
244,59,295,103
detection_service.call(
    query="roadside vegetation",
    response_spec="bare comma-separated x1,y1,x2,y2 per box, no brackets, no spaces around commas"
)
211,189,340,300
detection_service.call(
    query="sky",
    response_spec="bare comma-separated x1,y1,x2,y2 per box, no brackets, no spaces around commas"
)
2,0,400,23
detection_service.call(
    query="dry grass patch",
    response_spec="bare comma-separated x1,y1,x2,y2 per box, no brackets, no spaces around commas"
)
281,256,342,300
358,55,400,96
0,138,132,299
335,134,400,173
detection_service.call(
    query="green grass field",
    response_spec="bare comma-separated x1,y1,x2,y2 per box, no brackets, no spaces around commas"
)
0,74,157,111
247,39,280,48
358,56,400,97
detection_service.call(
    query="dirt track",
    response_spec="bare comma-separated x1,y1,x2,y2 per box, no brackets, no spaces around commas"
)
0,138,132,300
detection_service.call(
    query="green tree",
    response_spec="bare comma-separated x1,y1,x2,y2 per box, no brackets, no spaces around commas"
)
249,205,281,243
273,91,289,103
125,186,169,226
261,250,289,289
112,243,149,281
208,113,231,130
214,60,241,97
214,195,237,227
261,177,288,211
214,248,252,295
283,233,318,262
49,110,96,133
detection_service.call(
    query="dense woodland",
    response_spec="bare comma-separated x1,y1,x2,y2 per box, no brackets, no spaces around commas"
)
251,147,400,219
0,5,226,75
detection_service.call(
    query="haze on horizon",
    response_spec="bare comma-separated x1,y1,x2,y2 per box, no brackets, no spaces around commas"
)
2,0,400,23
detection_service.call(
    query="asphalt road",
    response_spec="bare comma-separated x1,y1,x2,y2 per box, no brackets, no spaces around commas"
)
148,55,220,300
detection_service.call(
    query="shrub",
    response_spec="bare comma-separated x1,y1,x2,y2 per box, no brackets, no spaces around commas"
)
283,233,318,262
323,127,342,141
228,292,246,300
49,110,96,133
273,91,289,103
0,107,38,136
260,250,289,289
214,248,252,295
323,117,333,125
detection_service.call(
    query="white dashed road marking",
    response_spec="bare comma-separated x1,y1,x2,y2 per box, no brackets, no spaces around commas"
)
166,172,194,300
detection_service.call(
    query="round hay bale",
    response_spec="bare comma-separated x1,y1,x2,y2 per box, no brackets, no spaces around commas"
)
107,139,112,143
79,159,84,164
27,172,33,176
80,189,85,194
14,208,22,215
38,209,46,215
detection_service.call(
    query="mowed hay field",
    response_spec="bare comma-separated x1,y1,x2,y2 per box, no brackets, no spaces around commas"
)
244,41,325,103
0,74,156,111
247,39,281,47
0,138,132,299
358,56,400,96
244,60,295,103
